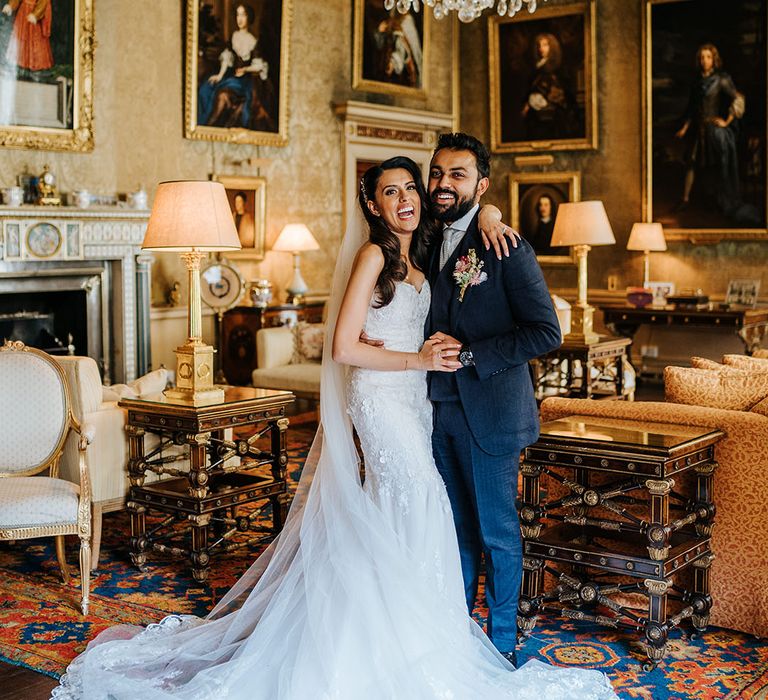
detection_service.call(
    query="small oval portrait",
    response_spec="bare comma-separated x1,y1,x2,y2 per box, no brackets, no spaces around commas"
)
509,172,579,263
519,184,569,257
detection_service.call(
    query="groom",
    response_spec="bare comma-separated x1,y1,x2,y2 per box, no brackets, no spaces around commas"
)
425,132,561,664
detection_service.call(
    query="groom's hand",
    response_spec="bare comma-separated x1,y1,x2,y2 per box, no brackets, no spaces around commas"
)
429,332,461,362
359,331,384,347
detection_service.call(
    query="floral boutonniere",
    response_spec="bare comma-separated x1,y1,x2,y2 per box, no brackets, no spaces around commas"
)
453,249,488,302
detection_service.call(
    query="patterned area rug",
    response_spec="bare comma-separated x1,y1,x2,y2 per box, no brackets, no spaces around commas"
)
0,422,766,699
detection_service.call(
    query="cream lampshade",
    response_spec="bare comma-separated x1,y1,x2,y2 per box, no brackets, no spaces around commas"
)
626,222,666,289
551,201,616,345
142,180,241,404
272,223,320,304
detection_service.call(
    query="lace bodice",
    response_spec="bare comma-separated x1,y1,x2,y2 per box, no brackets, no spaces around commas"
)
347,280,430,388
363,280,430,353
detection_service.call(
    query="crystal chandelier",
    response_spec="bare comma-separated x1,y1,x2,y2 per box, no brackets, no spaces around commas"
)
384,0,544,23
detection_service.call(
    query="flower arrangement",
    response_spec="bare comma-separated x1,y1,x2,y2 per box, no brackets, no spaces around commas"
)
453,249,488,302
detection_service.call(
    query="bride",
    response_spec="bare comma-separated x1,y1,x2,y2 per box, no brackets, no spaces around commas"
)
52,157,617,699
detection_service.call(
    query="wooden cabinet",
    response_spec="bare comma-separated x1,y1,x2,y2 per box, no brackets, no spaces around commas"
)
221,302,325,386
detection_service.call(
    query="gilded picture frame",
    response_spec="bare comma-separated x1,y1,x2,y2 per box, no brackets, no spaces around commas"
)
488,1,597,154
214,175,267,260
185,0,292,146
642,0,768,242
0,0,93,151
352,0,429,99
509,171,580,265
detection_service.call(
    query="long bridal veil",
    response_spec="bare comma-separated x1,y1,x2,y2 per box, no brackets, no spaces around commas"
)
53,206,617,699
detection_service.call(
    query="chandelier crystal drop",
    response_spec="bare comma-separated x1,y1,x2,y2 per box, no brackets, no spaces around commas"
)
384,0,543,22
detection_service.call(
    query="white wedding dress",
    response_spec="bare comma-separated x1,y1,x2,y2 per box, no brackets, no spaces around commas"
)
52,214,617,699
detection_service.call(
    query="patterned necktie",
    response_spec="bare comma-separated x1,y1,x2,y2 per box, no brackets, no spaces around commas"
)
439,227,464,271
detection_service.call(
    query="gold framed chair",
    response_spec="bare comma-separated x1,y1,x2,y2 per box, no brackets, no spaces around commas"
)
0,340,93,615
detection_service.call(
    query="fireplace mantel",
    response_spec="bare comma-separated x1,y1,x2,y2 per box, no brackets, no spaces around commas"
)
0,206,151,383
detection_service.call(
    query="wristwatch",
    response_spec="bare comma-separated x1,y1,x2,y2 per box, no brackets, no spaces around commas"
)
458,344,475,367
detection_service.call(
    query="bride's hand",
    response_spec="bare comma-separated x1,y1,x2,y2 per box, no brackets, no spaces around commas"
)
478,204,520,260
417,338,461,372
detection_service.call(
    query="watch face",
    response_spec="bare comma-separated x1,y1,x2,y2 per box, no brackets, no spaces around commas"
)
459,349,473,366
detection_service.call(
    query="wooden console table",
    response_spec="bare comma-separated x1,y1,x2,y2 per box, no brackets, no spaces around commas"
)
122,387,294,582
599,304,768,356
532,335,633,401
518,416,723,668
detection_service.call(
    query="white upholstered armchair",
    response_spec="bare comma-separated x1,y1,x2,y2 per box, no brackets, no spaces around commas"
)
251,324,323,400
55,356,171,569
0,341,93,615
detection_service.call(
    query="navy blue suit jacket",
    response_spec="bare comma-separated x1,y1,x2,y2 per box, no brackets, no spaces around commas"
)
426,214,562,456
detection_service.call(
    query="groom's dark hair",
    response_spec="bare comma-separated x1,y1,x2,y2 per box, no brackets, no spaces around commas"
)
433,132,491,180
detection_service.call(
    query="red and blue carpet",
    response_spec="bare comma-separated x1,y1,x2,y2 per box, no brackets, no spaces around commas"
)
0,423,765,698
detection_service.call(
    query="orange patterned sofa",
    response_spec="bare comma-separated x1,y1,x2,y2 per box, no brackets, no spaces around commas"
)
540,353,768,639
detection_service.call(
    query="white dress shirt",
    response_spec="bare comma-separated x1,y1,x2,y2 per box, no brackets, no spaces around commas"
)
439,204,480,270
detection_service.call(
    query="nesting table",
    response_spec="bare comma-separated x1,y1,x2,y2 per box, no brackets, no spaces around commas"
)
517,416,723,668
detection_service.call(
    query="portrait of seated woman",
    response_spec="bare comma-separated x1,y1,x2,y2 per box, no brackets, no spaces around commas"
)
197,2,277,132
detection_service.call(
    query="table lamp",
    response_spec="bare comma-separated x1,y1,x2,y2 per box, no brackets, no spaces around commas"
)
551,201,616,345
142,180,241,404
626,222,666,289
272,223,320,304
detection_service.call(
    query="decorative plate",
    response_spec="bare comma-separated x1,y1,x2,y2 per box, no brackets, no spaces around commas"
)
26,222,62,258
201,262,243,311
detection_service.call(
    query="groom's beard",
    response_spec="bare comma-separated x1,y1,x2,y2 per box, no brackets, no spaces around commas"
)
429,186,478,224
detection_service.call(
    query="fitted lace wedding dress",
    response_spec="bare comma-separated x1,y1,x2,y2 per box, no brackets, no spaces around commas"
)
52,210,617,699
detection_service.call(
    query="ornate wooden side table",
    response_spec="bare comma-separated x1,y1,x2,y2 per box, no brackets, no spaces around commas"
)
120,387,295,582
518,416,723,669
532,335,633,401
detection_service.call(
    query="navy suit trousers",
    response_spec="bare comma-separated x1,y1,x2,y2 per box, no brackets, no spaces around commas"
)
431,399,522,653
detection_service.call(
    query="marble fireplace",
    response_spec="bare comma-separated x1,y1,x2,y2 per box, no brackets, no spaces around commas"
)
0,206,151,383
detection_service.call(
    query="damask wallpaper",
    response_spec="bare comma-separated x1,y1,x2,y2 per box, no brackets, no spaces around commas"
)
460,0,768,299
0,0,455,305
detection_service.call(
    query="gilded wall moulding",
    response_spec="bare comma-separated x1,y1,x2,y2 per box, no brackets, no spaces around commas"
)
184,0,292,147
0,0,94,152
355,125,424,143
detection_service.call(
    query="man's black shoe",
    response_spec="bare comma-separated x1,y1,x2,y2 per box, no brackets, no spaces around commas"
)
501,651,517,668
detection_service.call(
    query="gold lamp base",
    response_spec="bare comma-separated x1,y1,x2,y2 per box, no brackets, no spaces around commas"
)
562,304,601,346
163,340,225,406
561,244,601,346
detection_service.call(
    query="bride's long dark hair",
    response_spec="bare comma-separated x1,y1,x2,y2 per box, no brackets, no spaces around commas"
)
359,156,436,308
